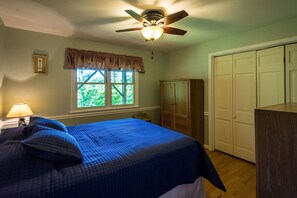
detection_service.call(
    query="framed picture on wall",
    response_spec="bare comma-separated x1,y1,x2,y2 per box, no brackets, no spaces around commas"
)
33,54,48,74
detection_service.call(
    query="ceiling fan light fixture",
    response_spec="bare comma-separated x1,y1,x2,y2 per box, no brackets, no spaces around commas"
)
141,26,163,41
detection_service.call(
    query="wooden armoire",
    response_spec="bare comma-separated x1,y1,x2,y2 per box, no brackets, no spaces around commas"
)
160,79,204,144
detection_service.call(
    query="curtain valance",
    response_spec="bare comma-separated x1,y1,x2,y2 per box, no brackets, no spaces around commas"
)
64,48,145,73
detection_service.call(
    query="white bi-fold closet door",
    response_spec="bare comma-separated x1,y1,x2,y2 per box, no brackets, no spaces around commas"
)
215,51,256,162
257,46,285,107
214,46,285,163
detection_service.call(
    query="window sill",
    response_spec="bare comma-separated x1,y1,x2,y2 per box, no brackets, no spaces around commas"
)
69,105,140,115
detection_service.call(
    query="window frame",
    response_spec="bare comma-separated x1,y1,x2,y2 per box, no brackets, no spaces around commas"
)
70,68,139,113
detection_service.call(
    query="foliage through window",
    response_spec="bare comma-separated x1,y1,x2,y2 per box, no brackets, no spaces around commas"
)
75,68,136,109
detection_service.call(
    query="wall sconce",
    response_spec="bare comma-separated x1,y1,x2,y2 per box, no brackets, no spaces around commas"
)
141,26,163,41
6,103,33,126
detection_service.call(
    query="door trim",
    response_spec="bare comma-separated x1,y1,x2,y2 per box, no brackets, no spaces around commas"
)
208,36,297,151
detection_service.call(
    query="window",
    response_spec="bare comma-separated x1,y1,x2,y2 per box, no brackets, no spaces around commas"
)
110,71,134,106
76,69,106,108
72,68,138,111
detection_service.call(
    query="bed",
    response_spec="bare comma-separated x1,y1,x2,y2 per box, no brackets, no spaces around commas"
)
0,117,225,197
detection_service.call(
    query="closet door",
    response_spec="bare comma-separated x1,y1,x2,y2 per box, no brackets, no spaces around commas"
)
286,43,297,102
257,46,285,107
214,55,233,155
233,51,256,162
174,81,190,136
160,82,175,129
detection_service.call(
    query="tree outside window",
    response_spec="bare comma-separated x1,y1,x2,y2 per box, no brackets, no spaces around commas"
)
76,68,135,109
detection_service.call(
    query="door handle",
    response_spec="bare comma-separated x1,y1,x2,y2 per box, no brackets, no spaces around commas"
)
233,116,237,119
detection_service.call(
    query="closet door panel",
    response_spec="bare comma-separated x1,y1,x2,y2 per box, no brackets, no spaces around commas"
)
289,71,297,102
286,43,297,102
234,74,254,122
215,76,232,118
257,46,284,107
234,123,254,152
215,119,232,152
233,51,256,162
215,55,233,154
258,72,280,105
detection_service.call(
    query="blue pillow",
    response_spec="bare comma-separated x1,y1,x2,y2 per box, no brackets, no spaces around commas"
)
23,124,63,137
30,116,68,132
21,126,83,163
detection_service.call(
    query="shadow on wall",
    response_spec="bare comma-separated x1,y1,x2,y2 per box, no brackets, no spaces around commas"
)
4,50,49,83
3,52,40,83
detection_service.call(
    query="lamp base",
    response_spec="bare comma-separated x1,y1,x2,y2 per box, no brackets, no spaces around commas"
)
18,117,27,127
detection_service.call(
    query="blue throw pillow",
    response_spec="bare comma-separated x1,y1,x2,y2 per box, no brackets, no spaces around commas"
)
29,116,68,132
23,124,61,137
21,127,83,163
23,117,68,136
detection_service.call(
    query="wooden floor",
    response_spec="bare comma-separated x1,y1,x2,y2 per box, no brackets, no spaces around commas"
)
203,150,256,198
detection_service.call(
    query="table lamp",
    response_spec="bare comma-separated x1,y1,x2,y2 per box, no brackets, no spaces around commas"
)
6,103,33,126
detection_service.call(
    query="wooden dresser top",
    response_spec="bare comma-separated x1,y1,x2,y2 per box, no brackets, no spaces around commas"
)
257,103,297,113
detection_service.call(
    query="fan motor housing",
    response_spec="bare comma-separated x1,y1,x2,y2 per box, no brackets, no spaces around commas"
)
142,9,164,25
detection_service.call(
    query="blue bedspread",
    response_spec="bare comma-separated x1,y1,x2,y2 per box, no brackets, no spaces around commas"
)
0,118,225,197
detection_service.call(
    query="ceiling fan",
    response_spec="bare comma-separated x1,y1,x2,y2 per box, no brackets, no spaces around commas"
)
116,9,188,41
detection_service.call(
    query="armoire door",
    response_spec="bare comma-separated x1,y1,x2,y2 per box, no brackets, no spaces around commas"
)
160,82,175,129
285,43,297,102
174,81,190,136
214,55,233,155
233,51,256,162
257,46,285,107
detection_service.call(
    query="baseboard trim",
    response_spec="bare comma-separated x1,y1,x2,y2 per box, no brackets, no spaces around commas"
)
51,106,160,120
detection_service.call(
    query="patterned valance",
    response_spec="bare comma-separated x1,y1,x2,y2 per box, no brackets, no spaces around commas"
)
64,48,145,73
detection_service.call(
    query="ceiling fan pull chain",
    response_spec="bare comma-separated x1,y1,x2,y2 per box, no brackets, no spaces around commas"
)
151,51,154,60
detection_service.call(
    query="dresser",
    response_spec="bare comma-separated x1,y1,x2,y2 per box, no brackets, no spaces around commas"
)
255,103,297,198
160,79,204,144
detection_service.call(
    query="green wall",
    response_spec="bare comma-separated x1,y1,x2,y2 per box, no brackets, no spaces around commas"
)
2,27,166,125
165,16,297,144
0,88,2,121
0,23,5,121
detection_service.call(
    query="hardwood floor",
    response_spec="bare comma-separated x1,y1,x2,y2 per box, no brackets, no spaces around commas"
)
203,150,256,198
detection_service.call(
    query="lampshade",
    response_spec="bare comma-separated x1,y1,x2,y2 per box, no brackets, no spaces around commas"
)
7,103,33,118
141,26,163,41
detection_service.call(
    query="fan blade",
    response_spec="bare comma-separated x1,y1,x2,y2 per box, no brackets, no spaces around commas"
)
157,10,188,25
125,10,151,25
115,27,143,32
163,26,187,35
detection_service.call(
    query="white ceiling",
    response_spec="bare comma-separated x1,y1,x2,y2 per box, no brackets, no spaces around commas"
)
1,0,297,52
